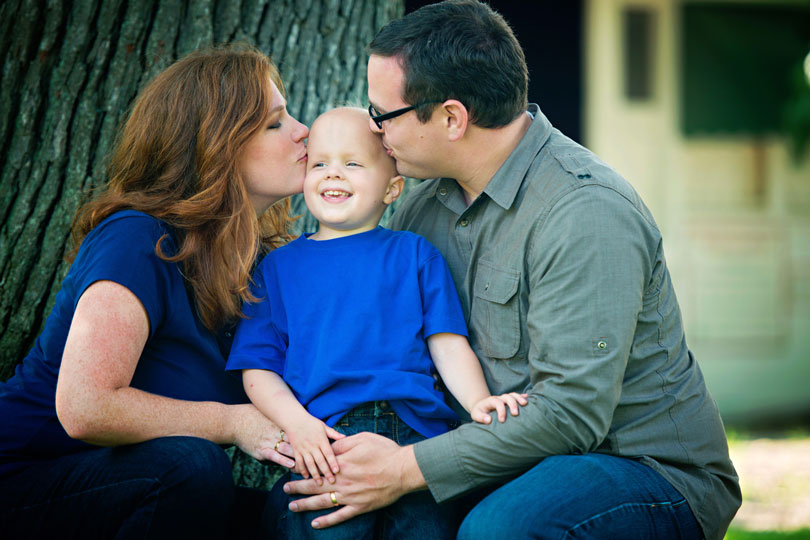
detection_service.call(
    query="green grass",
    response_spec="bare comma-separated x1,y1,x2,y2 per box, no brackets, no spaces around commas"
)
726,529,810,540
726,427,810,444
723,427,810,540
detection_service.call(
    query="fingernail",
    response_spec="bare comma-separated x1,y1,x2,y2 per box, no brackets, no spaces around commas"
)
283,484,290,493
289,502,298,511
329,476,336,484
312,521,320,529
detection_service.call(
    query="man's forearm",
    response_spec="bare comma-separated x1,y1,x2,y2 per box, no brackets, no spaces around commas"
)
413,396,599,503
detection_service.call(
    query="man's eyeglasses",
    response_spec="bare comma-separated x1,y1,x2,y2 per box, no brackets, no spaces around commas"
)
368,102,440,129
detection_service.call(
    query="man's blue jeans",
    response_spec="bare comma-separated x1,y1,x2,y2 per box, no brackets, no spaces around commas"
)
277,401,459,540
457,452,703,540
0,436,259,539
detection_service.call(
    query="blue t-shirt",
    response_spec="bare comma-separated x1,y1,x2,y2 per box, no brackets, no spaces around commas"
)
227,227,467,438
0,210,247,477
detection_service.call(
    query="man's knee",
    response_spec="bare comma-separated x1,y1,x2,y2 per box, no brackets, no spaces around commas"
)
457,498,540,540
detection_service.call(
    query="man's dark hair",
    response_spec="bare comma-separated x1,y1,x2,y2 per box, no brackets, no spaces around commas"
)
368,0,528,128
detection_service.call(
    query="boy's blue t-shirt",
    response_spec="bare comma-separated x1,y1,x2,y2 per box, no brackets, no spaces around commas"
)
227,227,467,438
0,210,247,477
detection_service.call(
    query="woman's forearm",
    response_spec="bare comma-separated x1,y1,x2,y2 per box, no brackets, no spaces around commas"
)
58,385,236,446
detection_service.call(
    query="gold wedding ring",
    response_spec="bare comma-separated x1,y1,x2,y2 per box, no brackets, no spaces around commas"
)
330,491,339,506
274,439,282,452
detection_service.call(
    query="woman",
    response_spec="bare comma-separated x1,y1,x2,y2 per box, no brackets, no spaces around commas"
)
0,44,307,538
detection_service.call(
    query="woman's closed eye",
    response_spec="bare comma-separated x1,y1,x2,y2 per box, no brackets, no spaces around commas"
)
266,110,286,129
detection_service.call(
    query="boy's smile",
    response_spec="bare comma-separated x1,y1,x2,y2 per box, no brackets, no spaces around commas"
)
322,189,351,199
320,188,353,202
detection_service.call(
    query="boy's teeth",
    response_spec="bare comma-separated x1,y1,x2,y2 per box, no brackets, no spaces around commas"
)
323,190,349,196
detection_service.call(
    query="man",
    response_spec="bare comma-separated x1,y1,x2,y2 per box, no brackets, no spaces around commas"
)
285,1,741,538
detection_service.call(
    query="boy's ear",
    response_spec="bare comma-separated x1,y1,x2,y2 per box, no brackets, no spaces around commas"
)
383,175,405,205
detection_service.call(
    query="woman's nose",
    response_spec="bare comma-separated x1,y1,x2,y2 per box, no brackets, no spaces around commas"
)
293,119,309,141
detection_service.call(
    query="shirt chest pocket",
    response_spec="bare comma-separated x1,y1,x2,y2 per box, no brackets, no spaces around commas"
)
471,260,521,359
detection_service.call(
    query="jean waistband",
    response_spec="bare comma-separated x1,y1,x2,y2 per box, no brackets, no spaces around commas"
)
343,401,393,418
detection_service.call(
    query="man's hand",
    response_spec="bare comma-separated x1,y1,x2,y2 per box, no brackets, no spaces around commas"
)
283,432,426,529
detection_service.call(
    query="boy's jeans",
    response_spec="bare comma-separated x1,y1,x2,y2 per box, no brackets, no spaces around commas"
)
278,401,457,540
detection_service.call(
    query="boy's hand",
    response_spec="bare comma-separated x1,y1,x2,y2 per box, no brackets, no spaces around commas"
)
470,393,529,424
289,416,345,485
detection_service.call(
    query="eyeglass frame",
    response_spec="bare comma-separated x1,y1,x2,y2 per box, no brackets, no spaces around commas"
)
368,101,441,129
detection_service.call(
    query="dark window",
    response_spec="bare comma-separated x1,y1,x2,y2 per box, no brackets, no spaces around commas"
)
681,3,810,136
624,7,656,100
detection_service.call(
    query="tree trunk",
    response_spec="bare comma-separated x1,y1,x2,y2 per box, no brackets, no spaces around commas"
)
0,0,404,487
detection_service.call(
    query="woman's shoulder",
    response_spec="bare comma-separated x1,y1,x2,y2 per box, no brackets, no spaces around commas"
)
73,210,178,272
85,210,174,249
67,210,183,322
94,209,164,234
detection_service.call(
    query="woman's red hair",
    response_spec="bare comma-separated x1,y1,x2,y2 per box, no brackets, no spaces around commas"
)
71,44,294,330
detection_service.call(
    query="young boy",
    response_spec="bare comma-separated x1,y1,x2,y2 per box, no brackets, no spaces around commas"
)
226,107,526,538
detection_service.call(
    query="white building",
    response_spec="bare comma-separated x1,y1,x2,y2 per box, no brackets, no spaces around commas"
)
583,0,810,423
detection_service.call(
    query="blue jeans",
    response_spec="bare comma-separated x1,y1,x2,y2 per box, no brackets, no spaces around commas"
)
457,453,703,540
0,436,262,540
277,401,458,540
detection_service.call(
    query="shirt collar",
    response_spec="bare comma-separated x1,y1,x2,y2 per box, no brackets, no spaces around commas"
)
426,104,552,211
482,104,551,210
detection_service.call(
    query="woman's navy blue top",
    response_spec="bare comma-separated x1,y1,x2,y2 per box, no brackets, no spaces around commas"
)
0,210,247,477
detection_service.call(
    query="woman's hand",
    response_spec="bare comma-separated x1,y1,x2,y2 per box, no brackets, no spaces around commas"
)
288,416,344,485
228,403,295,468
470,392,529,424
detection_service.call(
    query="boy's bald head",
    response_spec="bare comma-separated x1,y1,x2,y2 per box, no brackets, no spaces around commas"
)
309,107,398,177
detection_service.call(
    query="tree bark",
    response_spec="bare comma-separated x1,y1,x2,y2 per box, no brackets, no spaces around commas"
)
0,0,404,487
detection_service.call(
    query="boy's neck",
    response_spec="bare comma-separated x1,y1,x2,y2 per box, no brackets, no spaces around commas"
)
309,223,380,241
